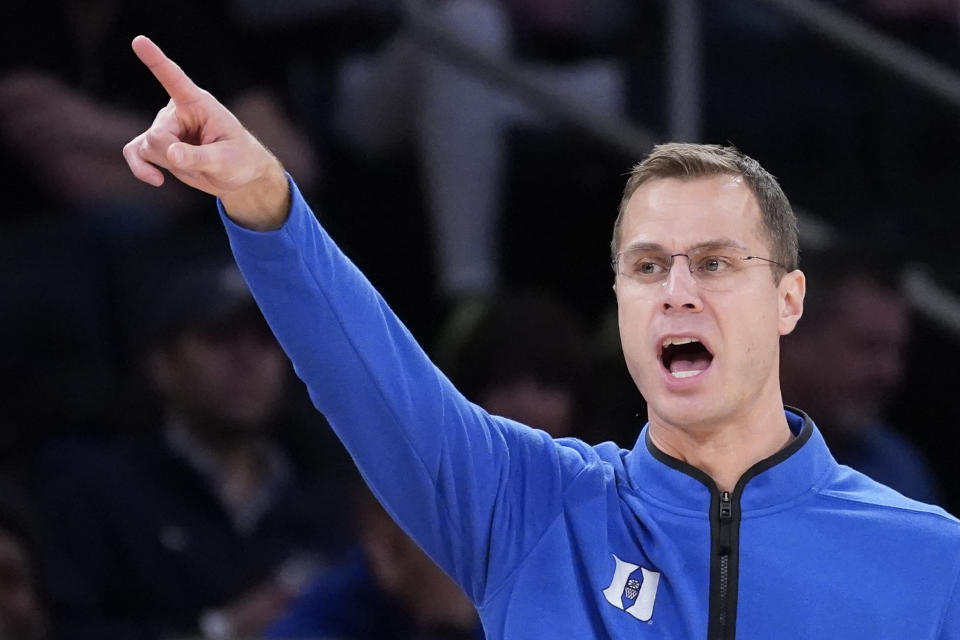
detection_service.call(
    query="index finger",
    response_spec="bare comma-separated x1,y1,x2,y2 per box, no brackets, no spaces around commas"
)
131,35,204,105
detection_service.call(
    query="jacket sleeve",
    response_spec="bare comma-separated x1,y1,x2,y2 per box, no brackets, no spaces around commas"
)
220,178,594,603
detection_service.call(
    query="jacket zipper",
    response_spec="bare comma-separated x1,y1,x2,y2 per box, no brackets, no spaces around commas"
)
709,489,738,640
717,491,734,636
643,413,812,640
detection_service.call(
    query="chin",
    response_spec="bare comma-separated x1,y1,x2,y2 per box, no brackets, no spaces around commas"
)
650,406,706,431
206,409,270,434
646,389,729,431
230,413,272,431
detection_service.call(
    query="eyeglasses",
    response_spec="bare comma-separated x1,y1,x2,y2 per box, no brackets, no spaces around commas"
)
611,248,788,295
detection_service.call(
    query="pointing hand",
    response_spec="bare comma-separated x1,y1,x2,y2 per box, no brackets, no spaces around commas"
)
122,35,289,230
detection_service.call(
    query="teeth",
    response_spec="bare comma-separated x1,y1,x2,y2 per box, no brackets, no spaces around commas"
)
671,370,702,379
662,336,700,348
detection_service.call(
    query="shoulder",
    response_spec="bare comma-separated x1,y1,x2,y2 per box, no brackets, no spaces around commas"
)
552,437,627,475
499,432,627,499
818,464,959,537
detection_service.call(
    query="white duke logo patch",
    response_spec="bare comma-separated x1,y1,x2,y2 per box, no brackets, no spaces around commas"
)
602,553,661,622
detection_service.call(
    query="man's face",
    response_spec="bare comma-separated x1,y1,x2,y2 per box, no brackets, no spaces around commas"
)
149,318,287,432
614,175,804,431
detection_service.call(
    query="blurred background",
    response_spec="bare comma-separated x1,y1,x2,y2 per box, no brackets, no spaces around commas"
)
1,0,959,638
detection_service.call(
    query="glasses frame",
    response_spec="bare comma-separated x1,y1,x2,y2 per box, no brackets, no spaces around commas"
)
610,251,789,288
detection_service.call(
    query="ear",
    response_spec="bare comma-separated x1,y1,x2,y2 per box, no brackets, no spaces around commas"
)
777,269,805,336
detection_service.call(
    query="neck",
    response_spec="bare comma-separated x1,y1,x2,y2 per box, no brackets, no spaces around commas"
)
166,416,273,512
647,399,794,492
168,412,266,463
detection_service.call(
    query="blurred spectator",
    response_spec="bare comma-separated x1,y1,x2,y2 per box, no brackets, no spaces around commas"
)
36,242,349,640
268,485,480,640
0,488,49,640
434,291,590,437
780,247,942,504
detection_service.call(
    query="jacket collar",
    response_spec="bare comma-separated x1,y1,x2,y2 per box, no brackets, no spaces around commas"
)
624,408,836,513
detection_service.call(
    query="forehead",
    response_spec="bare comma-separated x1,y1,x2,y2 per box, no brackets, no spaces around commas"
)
620,175,765,251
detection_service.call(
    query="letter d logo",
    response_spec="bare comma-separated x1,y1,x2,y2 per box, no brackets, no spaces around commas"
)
602,554,661,622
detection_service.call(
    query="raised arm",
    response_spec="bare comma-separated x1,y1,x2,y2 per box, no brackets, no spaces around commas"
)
123,36,595,607
122,35,288,229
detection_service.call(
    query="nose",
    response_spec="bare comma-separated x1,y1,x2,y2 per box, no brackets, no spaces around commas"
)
661,255,703,311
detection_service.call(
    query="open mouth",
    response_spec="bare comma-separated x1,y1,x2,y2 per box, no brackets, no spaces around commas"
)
661,337,714,379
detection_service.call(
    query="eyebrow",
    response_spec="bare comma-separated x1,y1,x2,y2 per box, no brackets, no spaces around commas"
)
620,238,750,254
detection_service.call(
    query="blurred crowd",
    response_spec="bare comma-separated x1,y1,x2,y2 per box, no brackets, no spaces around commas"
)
2,0,959,638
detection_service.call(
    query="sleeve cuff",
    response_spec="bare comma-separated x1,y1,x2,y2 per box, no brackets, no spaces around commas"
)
218,174,311,260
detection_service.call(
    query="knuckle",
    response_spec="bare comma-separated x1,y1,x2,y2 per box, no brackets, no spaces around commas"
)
138,138,158,163
144,129,163,147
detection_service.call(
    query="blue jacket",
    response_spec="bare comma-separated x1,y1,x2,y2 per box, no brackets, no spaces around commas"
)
222,179,960,639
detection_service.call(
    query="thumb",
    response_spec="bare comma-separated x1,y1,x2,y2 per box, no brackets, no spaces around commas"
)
166,141,213,172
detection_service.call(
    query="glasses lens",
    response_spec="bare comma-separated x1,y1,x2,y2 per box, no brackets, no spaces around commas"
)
615,249,746,296
616,249,669,283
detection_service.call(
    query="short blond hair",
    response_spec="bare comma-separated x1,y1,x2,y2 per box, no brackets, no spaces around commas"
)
611,143,799,274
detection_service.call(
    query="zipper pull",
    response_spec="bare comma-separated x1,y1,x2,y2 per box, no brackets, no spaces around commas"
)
718,491,733,554
719,491,733,520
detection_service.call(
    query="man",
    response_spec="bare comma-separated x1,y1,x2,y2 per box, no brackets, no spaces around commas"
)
780,248,942,503
123,36,960,639
39,248,346,640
